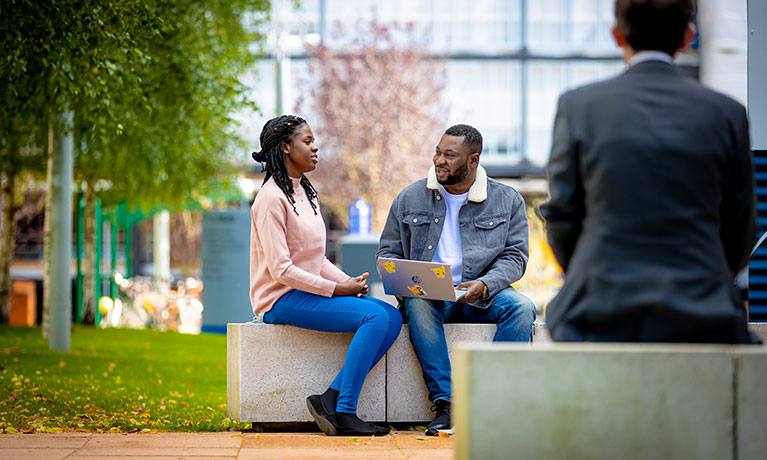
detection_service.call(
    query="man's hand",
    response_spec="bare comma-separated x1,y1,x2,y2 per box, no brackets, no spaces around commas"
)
455,280,486,304
334,273,369,297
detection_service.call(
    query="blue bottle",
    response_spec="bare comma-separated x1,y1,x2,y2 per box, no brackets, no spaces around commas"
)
348,197,371,236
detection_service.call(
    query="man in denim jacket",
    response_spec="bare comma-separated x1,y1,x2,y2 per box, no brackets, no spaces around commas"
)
377,124,536,435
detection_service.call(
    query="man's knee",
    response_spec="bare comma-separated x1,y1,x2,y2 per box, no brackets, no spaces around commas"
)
494,288,536,320
404,298,440,323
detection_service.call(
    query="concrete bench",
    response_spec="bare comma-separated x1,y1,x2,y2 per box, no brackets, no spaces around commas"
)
453,342,767,460
227,320,550,423
227,321,765,425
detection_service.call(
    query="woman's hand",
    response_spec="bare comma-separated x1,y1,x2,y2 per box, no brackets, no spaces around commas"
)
334,273,369,297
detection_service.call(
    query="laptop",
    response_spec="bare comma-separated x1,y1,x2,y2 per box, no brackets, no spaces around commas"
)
376,257,468,302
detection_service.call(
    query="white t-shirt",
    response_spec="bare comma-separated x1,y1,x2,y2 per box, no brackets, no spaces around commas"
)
431,185,468,285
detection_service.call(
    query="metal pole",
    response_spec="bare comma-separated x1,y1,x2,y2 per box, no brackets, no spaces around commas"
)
49,111,73,352
110,214,117,300
275,56,284,115
520,0,528,161
319,0,326,43
125,223,133,278
75,188,84,323
94,197,102,326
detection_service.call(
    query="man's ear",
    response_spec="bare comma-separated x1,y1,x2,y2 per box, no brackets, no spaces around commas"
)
611,24,628,48
470,153,480,167
681,23,696,50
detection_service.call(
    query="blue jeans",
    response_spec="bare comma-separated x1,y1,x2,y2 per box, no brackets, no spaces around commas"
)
404,287,536,403
263,289,402,413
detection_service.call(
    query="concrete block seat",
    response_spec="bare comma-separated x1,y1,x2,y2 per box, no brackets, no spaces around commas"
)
453,342,767,460
227,323,386,423
227,319,550,423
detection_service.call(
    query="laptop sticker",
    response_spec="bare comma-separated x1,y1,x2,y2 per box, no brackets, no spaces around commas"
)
380,261,396,273
431,266,446,279
411,275,421,283
408,285,428,296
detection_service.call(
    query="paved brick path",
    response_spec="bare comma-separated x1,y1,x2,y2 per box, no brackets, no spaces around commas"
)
0,431,453,459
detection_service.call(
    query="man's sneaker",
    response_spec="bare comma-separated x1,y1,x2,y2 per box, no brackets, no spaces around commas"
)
425,399,451,436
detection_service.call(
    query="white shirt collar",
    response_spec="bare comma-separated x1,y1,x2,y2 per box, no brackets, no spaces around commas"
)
629,50,673,67
439,184,469,199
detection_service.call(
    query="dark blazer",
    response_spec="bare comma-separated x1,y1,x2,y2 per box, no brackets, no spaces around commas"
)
541,59,757,343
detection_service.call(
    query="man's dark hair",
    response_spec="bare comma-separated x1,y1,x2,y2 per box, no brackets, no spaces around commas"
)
444,124,483,155
615,0,696,56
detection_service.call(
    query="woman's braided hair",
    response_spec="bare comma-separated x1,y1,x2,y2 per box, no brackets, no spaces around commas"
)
252,115,318,215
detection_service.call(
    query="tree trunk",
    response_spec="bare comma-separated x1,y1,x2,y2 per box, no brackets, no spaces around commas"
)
0,170,15,323
42,121,54,338
81,185,96,325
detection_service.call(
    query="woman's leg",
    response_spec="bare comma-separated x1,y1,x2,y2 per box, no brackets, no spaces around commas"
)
264,290,400,413
327,296,402,396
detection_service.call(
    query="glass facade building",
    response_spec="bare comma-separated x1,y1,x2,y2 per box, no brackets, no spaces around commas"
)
245,0,627,170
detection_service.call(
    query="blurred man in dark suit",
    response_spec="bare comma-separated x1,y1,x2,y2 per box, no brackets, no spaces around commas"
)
541,0,758,343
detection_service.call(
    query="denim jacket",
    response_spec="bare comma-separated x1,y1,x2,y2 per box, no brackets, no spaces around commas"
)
377,165,529,308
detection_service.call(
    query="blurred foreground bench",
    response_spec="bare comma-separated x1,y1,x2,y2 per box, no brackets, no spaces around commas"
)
453,339,767,460
227,320,550,423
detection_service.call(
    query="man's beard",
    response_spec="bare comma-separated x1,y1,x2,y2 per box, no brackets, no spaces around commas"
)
437,161,469,186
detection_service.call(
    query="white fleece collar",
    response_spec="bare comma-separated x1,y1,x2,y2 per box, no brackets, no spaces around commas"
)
427,164,487,202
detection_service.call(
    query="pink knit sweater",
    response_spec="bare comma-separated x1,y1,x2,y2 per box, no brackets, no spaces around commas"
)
249,177,349,314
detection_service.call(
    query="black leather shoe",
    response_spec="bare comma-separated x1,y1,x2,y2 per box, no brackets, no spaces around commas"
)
425,399,451,436
307,395,337,436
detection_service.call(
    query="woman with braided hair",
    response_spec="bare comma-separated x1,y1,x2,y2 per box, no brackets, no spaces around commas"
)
249,115,401,436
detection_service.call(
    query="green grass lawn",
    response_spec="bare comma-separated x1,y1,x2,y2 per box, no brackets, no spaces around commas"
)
0,325,250,433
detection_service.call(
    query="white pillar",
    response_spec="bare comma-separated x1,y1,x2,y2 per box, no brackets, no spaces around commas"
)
749,0,767,150
697,0,748,106
153,210,170,282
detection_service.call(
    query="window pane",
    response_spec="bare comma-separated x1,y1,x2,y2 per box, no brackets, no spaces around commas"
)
527,0,616,53
236,60,278,150
445,61,523,161
526,60,624,166
324,0,522,52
